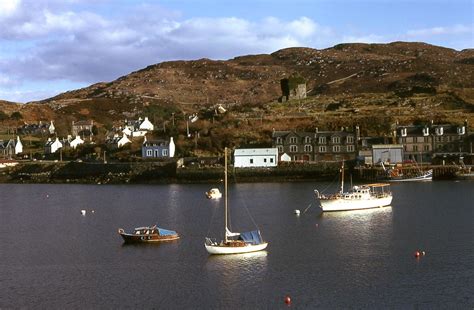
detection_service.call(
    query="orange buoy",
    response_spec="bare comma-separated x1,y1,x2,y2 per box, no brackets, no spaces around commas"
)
284,296,291,305
414,251,420,258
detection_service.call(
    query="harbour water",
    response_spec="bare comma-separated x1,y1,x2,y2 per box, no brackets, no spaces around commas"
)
0,181,473,308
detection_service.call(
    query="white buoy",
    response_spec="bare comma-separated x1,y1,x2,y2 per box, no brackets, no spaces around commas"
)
294,209,300,215
81,210,86,216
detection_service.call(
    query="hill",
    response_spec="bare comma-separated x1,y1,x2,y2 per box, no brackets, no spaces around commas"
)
2,42,473,155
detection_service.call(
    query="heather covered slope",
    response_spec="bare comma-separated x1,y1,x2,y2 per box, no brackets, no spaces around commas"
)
1,42,473,153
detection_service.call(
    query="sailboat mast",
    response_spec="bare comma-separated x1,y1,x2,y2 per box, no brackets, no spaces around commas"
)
340,161,345,194
224,147,228,243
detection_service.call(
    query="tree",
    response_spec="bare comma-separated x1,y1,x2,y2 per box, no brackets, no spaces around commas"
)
10,112,23,120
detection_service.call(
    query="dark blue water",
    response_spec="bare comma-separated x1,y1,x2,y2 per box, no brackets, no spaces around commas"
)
0,181,473,308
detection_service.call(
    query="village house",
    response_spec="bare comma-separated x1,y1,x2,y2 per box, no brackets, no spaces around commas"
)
106,134,131,149
69,135,85,149
72,120,94,137
233,148,278,168
17,121,49,135
0,136,23,157
44,137,63,154
272,129,357,162
119,117,154,138
142,137,175,158
395,121,469,163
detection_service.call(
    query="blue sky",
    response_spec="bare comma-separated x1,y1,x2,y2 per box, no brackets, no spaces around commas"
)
0,0,472,103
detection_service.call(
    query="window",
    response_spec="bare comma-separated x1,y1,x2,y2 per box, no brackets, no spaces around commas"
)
290,137,297,143
276,137,283,144
162,149,168,156
264,158,267,163
304,144,312,152
424,137,430,143
319,146,327,153
146,149,152,156
250,159,254,164
347,136,354,143
333,145,341,152
319,137,326,144
270,158,274,163
304,136,311,143
347,145,354,152
290,145,298,152
332,136,340,144
413,145,418,152
278,146,283,153
423,145,430,151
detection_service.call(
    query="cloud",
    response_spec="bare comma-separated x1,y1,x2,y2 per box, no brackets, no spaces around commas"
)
0,0,21,18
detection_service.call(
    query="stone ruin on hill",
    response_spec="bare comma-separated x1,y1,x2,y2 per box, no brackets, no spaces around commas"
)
280,76,307,102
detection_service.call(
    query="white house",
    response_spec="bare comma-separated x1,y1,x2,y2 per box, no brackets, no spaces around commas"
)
49,121,55,135
139,117,154,131
70,135,84,149
117,134,131,148
45,137,63,154
233,148,278,168
15,136,23,154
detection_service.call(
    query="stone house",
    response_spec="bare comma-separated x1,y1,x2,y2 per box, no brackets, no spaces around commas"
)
72,120,94,137
272,129,357,162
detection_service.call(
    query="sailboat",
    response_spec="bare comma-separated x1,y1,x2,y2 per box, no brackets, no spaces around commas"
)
205,147,268,255
314,161,393,212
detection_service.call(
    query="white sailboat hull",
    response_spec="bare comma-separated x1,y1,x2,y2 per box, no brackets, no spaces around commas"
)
205,242,268,255
319,195,392,212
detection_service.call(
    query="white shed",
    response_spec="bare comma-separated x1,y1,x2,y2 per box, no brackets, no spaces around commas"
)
234,148,278,168
372,144,404,165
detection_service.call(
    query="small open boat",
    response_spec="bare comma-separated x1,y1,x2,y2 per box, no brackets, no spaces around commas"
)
118,225,179,243
206,188,222,199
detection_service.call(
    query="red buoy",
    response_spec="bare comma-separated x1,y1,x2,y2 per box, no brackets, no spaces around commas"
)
284,296,291,305
414,251,420,258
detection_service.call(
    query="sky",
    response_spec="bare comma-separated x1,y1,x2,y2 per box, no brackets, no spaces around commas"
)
0,0,472,103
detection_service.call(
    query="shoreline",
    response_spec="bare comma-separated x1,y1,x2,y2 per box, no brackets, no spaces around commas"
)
0,161,464,185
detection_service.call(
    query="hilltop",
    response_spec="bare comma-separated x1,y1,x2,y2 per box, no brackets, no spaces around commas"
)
1,42,473,155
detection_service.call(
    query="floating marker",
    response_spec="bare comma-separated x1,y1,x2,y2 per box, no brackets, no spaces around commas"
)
422,251,426,256
414,251,420,258
294,210,300,215
81,210,86,216
284,296,291,305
